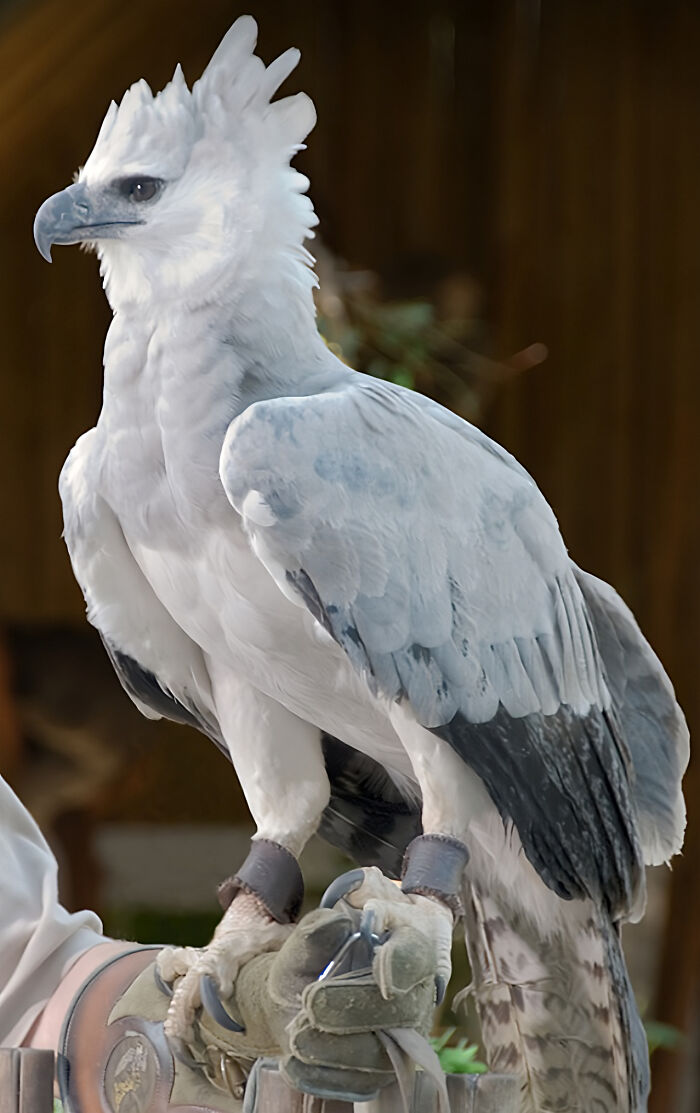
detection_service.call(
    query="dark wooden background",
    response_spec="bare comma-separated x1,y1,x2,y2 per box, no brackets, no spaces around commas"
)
0,1,697,1107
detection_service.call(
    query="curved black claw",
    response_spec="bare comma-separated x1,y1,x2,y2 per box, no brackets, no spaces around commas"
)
435,974,447,1006
320,868,365,910
152,965,174,998
200,974,246,1033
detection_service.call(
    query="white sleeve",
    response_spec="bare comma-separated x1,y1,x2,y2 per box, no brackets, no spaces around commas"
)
0,774,108,1045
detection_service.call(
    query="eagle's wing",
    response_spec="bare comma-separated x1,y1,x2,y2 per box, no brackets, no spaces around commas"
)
219,375,682,919
573,566,688,864
60,430,223,747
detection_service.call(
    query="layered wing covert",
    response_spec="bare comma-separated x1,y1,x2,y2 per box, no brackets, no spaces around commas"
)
220,375,646,916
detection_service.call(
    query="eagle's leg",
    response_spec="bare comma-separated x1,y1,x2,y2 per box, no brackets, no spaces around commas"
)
161,670,331,1042
363,704,493,995
318,712,480,1006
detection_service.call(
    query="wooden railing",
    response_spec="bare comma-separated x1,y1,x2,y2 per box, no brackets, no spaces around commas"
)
252,1063,519,1112
0,1049,54,1113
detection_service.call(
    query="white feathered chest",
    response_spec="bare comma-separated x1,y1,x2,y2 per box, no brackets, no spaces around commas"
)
85,313,403,765
97,316,299,647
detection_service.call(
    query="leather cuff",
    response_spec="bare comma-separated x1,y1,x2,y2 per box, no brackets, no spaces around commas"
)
57,948,245,1112
401,834,470,914
217,839,304,923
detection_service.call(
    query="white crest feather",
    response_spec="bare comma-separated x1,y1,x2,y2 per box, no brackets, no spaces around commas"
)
192,15,314,151
266,92,317,152
198,14,259,88
255,48,301,105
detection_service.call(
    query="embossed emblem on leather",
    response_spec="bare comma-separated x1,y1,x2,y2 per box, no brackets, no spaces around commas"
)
104,1031,157,1113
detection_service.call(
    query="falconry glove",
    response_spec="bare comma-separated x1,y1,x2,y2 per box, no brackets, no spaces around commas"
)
58,903,440,1111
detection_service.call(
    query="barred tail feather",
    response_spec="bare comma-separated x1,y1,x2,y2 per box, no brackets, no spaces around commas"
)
462,867,649,1112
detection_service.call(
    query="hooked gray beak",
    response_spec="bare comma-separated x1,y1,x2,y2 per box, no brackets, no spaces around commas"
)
33,182,143,262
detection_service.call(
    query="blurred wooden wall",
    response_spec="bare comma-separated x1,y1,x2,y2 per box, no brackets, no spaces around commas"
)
0,0,697,1106
488,4,699,1109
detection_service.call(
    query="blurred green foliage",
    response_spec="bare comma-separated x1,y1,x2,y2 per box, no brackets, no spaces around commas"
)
319,295,484,422
431,1027,488,1074
645,1019,685,1055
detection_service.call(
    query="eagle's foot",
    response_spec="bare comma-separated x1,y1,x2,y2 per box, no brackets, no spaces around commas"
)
161,891,292,1044
323,865,455,1004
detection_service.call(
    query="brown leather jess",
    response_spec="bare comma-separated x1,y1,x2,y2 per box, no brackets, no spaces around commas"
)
57,948,242,1113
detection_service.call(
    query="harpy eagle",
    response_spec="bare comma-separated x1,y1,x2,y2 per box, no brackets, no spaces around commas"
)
34,17,688,1112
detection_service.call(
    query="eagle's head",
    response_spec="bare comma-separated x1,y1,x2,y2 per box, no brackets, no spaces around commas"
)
34,16,318,309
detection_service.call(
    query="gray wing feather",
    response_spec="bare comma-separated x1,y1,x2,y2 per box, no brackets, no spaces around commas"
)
574,566,688,864
221,377,649,913
100,636,226,751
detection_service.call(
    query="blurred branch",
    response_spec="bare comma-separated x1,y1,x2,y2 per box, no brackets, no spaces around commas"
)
314,242,546,424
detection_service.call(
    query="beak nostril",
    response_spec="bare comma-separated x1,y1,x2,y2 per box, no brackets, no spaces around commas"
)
76,203,89,217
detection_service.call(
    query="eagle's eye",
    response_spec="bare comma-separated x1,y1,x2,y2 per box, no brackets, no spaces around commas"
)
117,176,162,203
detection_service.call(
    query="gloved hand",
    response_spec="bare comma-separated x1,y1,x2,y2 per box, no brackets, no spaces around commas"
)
192,903,439,1101
59,880,446,1112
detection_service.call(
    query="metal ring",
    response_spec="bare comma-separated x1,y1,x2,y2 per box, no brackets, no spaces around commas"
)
317,929,363,981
